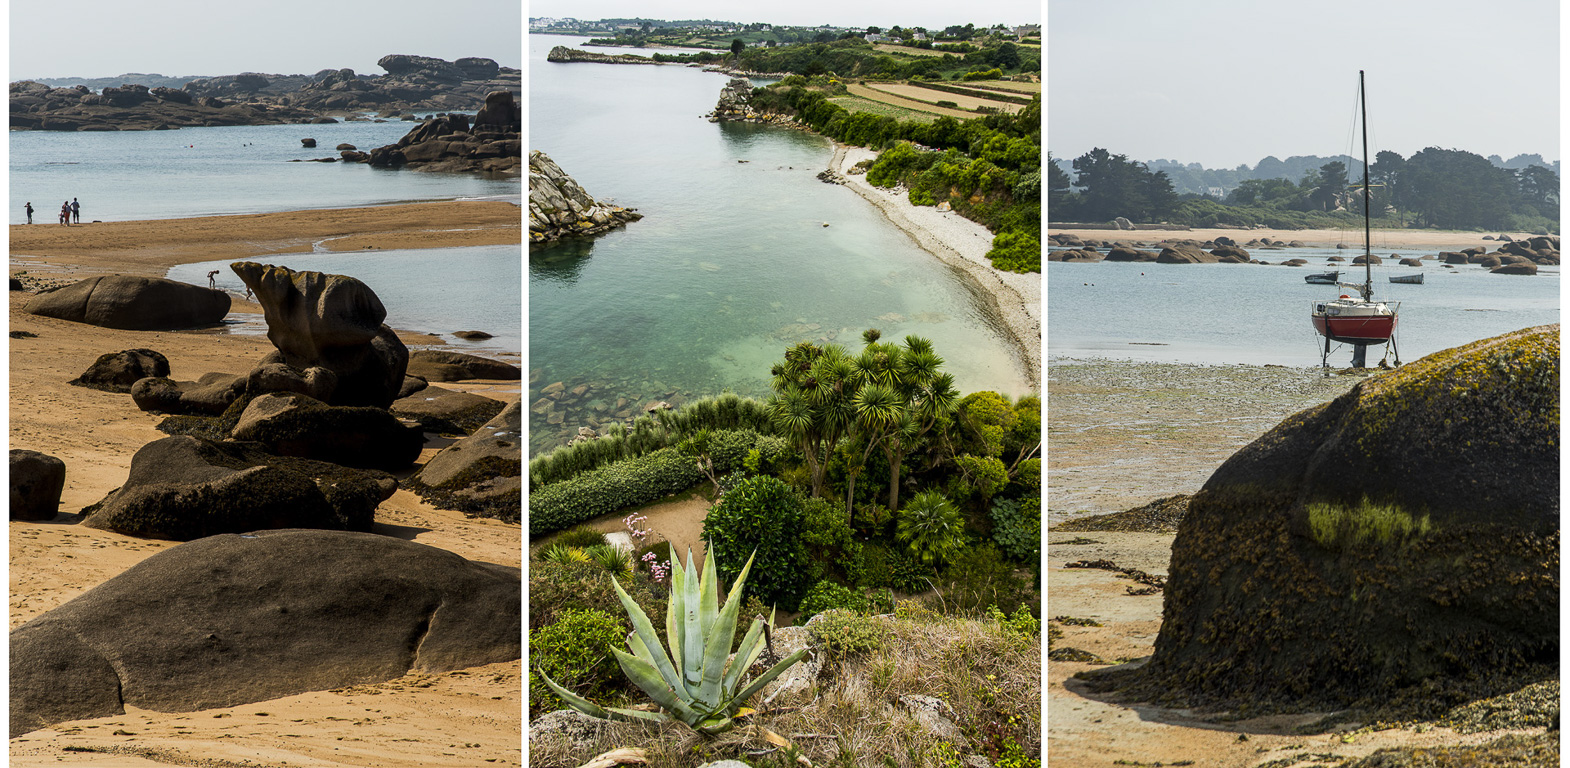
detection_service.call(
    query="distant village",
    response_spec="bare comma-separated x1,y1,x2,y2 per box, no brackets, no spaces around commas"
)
530,17,1040,49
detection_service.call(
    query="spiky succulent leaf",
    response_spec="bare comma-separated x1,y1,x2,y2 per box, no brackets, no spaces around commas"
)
697,551,755,708
611,648,702,722
719,648,810,713
680,548,705,694
666,548,689,680
724,616,768,694
537,668,612,720
603,706,674,723
610,573,683,693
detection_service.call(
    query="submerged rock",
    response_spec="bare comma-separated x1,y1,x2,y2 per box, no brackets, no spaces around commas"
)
1095,326,1559,715
11,530,519,736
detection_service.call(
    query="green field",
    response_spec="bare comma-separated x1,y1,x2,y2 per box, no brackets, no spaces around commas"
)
826,96,940,123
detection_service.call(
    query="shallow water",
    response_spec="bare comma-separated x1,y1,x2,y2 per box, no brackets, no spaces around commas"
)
1047,247,1559,367
528,36,1033,452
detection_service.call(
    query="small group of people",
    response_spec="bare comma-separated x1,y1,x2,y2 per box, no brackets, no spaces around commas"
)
23,199,79,225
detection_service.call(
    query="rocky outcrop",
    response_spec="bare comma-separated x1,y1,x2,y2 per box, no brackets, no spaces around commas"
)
9,79,320,131
391,386,507,436
230,262,409,410
344,91,520,175
24,276,229,330
228,393,424,471
79,436,397,540
69,349,171,393
407,400,521,521
1096,326,1559,715
129,373,245,416
10,450,66,521
706,76,796,126
545,46,662,65
529,150,644,244
11,530,520,736
406,350,521,382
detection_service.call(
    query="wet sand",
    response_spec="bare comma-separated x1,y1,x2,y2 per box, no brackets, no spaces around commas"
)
9,201,523,767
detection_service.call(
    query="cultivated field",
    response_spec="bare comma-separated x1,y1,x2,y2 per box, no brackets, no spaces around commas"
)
872,43,950,57
844,83,980,119
963,79,1042,94
828,94,940,122
862,82,1025,114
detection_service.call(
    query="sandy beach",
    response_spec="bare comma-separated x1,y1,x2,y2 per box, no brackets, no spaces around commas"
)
1046,361,1554,765
10,202,524,767
832,144,1042,390
1053,226,1528,253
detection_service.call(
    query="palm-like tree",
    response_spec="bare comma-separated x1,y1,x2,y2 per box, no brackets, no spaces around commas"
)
767,341,858,499
850,334,959,511
896,489,965,565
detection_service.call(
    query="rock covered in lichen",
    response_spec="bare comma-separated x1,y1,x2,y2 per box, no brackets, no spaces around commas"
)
528,150,643,244
1099,325,1559,716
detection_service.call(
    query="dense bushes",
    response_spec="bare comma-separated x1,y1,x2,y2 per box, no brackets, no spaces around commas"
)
990,497,1040,562
529,428,787,537
796,579,894,623
529,608,628,718
701,475,812,610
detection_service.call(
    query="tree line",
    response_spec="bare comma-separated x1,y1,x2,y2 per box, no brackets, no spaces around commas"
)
1050,146,1559,233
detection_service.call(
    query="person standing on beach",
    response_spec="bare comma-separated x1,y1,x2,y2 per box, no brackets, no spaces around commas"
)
71,198,80,223
60,202,70,226
24,202,32,224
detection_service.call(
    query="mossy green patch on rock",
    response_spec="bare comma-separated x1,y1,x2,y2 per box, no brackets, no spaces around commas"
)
1094,326,1560,718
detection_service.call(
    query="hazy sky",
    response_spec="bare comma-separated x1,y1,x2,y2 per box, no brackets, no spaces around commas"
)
1049,0,1559,169
9,0,522,80
528,0,1040,33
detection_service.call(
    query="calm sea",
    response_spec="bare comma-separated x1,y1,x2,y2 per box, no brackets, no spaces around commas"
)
9,115,522,356
1047,246,1559,366
528,35,1036,452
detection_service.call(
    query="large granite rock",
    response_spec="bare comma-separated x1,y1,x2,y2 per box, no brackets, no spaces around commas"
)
10,450,66,521
230,262,408,409
408,400,520,521
68,348,171,393
129,372,245,416
530,150,643,244
80,436,396,540
1097,326,1559,716
406,350,521,382
229,393,424,470
391,386,507,435
11,530,520,736
352,94,521,175
23,276,229,330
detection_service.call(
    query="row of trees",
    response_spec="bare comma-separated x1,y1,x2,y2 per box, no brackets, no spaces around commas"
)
653,36,1039,78
1051,146,1560,232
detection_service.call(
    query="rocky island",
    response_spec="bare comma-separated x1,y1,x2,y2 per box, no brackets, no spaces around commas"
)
10,54,519,131
529,150,644,243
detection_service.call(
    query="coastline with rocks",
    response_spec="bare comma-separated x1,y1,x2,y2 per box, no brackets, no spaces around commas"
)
9,202,524,766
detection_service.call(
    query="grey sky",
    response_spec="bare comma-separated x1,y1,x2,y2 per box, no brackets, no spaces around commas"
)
528,0,1040,33
1049,0,1559,169
9,0,522,80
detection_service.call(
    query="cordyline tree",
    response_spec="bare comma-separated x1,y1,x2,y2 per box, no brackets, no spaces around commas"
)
767,331,959,512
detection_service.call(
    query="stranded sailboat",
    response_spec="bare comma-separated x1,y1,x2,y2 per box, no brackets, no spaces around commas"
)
1311,70,1399,370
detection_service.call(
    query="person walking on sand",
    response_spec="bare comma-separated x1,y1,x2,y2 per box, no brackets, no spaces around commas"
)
207,270,220,290
24,202,32,224
71,198,80,223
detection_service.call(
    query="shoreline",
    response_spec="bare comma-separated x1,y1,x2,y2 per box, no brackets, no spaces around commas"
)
10,202,523,766
1053,226,1531,252
829,143,1042,390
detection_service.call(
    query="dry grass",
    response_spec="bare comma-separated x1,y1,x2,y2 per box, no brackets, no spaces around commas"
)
864,83,1025,113
961,80,1041,94
872,44,950,57
529,612,1041,767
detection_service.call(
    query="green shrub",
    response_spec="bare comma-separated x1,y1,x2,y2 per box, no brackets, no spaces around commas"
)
552,525,608,549
952,454,1009,504
935,100,958,108
797,579,866,622
702,475,811,610
801,496,852,550
987,230,1041,273
584,543,633,576
536,542,590,565
896,490,967,566
990,497,1040,562
845,541,934,592
528,559,666,633
933,544,1034,616
809,611,887,659
529,447,703,536
529,608,628,718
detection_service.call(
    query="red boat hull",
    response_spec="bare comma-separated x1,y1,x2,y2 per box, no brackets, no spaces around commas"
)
1313,314,1397,344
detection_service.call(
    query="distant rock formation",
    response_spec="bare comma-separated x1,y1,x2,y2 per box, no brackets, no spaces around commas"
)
529,150,643,244
545,46,662,65
342,91,520,175
23,276,229,330
11,54,520,131
706,77,794,126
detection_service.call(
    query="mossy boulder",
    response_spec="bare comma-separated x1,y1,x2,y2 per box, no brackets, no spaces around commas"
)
391,385,507,435
230,393,424,471
80,436,396,540
1099,326,1559,717
407,400,520,521
11,530,519,736
406,350,521,382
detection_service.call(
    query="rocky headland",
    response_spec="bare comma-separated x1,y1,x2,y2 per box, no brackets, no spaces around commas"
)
706,77,796,126
10,54,519,131
529,150,644,244
333,90,521,175
544,46,665,65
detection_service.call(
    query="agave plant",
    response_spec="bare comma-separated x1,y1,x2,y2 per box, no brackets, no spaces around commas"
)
538,547,808,734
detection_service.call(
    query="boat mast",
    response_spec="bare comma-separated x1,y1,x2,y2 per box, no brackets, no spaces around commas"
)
1360,70,1372,302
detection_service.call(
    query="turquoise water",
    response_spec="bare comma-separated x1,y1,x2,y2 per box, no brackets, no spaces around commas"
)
10,119,519,223
1047,246,1559,366
528,35,1034,452
167,245,522,359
